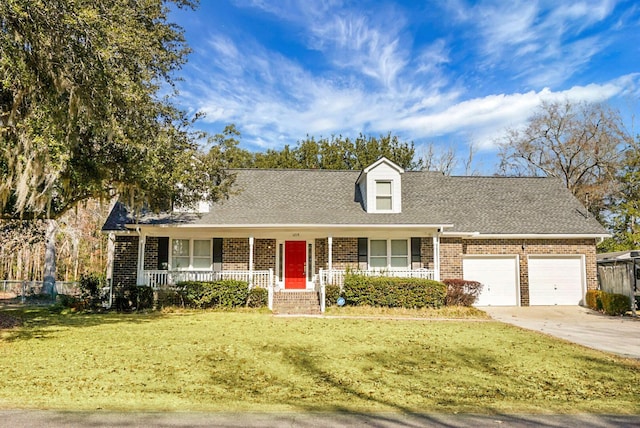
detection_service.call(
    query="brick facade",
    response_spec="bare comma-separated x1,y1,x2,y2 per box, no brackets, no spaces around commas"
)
255,239,276,271
439,237,598,306
129,234,598,307
112,235,139,291
143,237,158,271
222,238,250,270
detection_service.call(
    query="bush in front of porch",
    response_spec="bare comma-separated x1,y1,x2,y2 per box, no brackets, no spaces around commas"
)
342,275,446,308
177,280,252,309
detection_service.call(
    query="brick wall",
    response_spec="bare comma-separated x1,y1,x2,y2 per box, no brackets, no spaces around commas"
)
420,237,434,269
315,238,327,273
112,235,139,292
223,238,249,270
144,237,158,271
332,237,359,269
440,237,598,306
255,239,276,271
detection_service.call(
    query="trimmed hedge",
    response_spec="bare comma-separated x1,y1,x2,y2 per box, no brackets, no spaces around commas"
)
585,290,602,311
342,274,446,308
247,287,268,308
443,279,483,306
176,280,250,309
600,291,630,316
324,284,341,306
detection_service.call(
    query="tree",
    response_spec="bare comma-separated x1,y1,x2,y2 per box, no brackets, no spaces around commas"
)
498,100,630,218
1,1,232,293
233,132,423,171
599,137,640,251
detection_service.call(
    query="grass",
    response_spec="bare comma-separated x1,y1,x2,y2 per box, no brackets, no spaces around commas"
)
324,305,490,319
0,306,638,414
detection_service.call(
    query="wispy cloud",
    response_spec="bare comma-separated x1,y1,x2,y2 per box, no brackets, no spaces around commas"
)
172,0,639,170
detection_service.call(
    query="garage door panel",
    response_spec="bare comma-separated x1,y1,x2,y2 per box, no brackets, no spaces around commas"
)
528,256,584,306
463,256,519,306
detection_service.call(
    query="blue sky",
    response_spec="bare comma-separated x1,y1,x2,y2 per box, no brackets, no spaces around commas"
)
169,0,640,173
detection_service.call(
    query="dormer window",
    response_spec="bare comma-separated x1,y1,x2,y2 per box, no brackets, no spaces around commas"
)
376,181,393,211
356,157,404,213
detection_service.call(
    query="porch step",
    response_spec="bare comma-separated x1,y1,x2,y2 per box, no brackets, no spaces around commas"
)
273,291,322,315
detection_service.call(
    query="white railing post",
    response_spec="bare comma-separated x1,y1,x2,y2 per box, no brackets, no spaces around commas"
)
320,279,326,313
268,268,274,310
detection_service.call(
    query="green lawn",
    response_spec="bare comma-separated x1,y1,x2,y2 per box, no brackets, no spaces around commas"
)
0,307,638,414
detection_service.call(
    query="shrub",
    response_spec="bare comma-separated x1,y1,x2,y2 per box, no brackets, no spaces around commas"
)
79,273,106,310
324,284,341,306
443,279,483,306
156,288,182,308
177,280,249,309
342,274,446,309
131,286,154,310
585,290,602,311
600,292,630,316
247,287,268,308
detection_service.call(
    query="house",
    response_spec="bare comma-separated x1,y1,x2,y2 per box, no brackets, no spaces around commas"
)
102,157,608,311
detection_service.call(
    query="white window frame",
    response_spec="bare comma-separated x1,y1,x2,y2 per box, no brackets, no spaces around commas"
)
170,238,212,270
368,239,409,270
375,180,393,211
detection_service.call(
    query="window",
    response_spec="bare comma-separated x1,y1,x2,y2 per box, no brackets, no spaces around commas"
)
375,181,392,211
171,239,211,270
369,239,408,269
172,239,190,269
192,240,212,269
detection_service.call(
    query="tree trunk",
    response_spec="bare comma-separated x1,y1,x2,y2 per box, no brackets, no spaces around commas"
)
43,219,58,296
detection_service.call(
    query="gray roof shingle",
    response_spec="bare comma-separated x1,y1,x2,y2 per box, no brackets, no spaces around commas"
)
103,168,607,235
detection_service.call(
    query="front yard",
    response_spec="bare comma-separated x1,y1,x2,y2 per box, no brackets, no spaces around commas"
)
0,307,638,414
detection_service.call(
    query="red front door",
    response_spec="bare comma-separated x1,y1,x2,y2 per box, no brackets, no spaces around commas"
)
285,241,306,289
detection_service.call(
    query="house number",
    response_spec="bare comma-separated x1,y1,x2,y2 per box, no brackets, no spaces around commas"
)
292,233,300,237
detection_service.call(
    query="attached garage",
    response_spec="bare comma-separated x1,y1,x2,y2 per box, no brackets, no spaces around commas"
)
528,255,585,305
463,256,519,306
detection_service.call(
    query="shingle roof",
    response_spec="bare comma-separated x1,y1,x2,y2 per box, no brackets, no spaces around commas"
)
103,168,607,235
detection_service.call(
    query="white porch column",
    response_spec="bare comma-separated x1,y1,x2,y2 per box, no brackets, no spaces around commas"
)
328,236,333,282
248,236,254,286
433,233,441,282
136,232,146,286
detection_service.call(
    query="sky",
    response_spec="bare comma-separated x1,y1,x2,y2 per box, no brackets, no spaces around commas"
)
169,0,640,173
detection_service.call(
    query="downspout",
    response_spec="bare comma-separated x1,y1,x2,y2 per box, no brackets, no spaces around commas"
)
135,227,145,286
105,232,116,309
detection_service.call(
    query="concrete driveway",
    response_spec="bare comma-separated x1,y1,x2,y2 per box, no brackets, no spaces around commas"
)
482,306,640,360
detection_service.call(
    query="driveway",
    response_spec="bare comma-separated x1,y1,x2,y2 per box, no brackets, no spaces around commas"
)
482,306,640,359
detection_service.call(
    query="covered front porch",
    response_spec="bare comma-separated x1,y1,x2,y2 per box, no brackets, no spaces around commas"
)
131,225,445,311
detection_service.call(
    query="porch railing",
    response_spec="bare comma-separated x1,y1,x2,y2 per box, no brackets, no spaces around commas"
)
318,268,436,290
142,269,273,291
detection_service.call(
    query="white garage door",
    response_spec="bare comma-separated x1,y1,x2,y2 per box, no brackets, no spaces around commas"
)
528,256,584,305
463,256,519,306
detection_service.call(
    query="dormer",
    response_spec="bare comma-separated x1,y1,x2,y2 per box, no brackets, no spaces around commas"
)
356,157,404,213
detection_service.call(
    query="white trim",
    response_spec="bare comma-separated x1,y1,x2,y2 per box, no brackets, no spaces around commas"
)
368,238,410,270
248,236,254,286
459,233,609,239
128,223,453,230
433,234,440,281
169,238,213,271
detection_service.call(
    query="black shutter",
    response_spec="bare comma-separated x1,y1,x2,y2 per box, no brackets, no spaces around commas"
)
411,237,421,263
358,238,368,263
157,237,169,270
213,238,223,271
